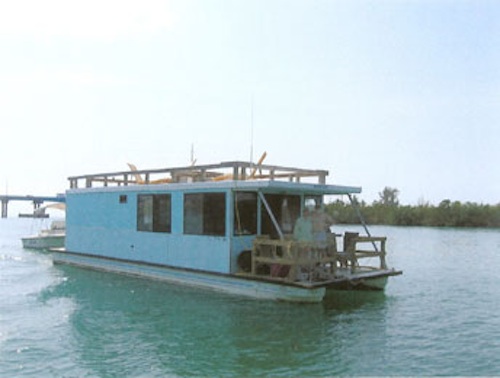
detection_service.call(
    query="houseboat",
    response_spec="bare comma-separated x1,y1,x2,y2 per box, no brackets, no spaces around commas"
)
52,160,401,303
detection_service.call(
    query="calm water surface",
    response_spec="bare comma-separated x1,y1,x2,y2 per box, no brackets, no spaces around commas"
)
1,218,499,376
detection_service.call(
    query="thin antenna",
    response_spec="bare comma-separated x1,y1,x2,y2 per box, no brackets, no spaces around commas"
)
250,95,254,164
190,143,196,166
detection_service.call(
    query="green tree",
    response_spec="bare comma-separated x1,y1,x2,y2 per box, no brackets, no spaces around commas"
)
378,187,400,207
327,189,500,228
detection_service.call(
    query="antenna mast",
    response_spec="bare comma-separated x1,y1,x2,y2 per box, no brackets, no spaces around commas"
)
190,144,196,166
250,95,254,164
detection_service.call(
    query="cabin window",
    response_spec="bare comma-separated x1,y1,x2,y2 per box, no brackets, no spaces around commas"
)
137,194,171,233
184,193,226,236
234,191,257,235
119,195,128,204
261,194,301,237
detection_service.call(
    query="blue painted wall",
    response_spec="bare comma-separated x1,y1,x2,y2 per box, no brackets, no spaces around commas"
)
65,188,232,274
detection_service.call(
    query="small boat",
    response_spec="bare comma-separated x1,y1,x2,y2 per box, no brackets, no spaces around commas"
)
52,157,401,303
22,220,65,249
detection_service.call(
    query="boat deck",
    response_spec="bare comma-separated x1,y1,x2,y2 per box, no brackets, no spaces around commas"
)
237,267,402,289
227,233,401,290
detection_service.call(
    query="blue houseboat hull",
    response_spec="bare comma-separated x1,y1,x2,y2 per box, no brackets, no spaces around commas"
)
52,250,327,303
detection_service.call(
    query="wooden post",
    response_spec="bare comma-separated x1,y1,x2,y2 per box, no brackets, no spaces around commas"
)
380,239,387,269
344,232,358,273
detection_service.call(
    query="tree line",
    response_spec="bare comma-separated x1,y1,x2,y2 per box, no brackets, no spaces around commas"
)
326,187,500,228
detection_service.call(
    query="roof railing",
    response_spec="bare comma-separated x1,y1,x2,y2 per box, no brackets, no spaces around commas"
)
68,161,329,189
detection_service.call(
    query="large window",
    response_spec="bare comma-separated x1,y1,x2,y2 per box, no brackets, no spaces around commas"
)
184,193,226,236
137,194,171,233
234,191,257,235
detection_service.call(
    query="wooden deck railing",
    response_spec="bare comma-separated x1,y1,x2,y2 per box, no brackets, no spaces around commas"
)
343,233,387,272
251,233,388,282
251,236,338,283
68,161,329,189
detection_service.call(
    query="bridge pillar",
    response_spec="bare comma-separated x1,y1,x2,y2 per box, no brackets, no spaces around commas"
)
1,199,7,218
33,200,44,216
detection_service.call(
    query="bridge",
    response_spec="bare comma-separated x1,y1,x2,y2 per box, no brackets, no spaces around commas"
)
0,194,66,218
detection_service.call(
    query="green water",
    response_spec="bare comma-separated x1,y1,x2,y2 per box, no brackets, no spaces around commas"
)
1,218,499,376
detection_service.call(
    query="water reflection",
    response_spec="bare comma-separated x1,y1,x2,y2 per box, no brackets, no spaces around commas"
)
43,265,391,376
323,290,387,311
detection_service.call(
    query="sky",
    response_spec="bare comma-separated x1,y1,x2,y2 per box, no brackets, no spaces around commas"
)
1,0,499,214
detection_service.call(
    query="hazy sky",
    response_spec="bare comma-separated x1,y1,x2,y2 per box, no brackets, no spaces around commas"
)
1,0,499,210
